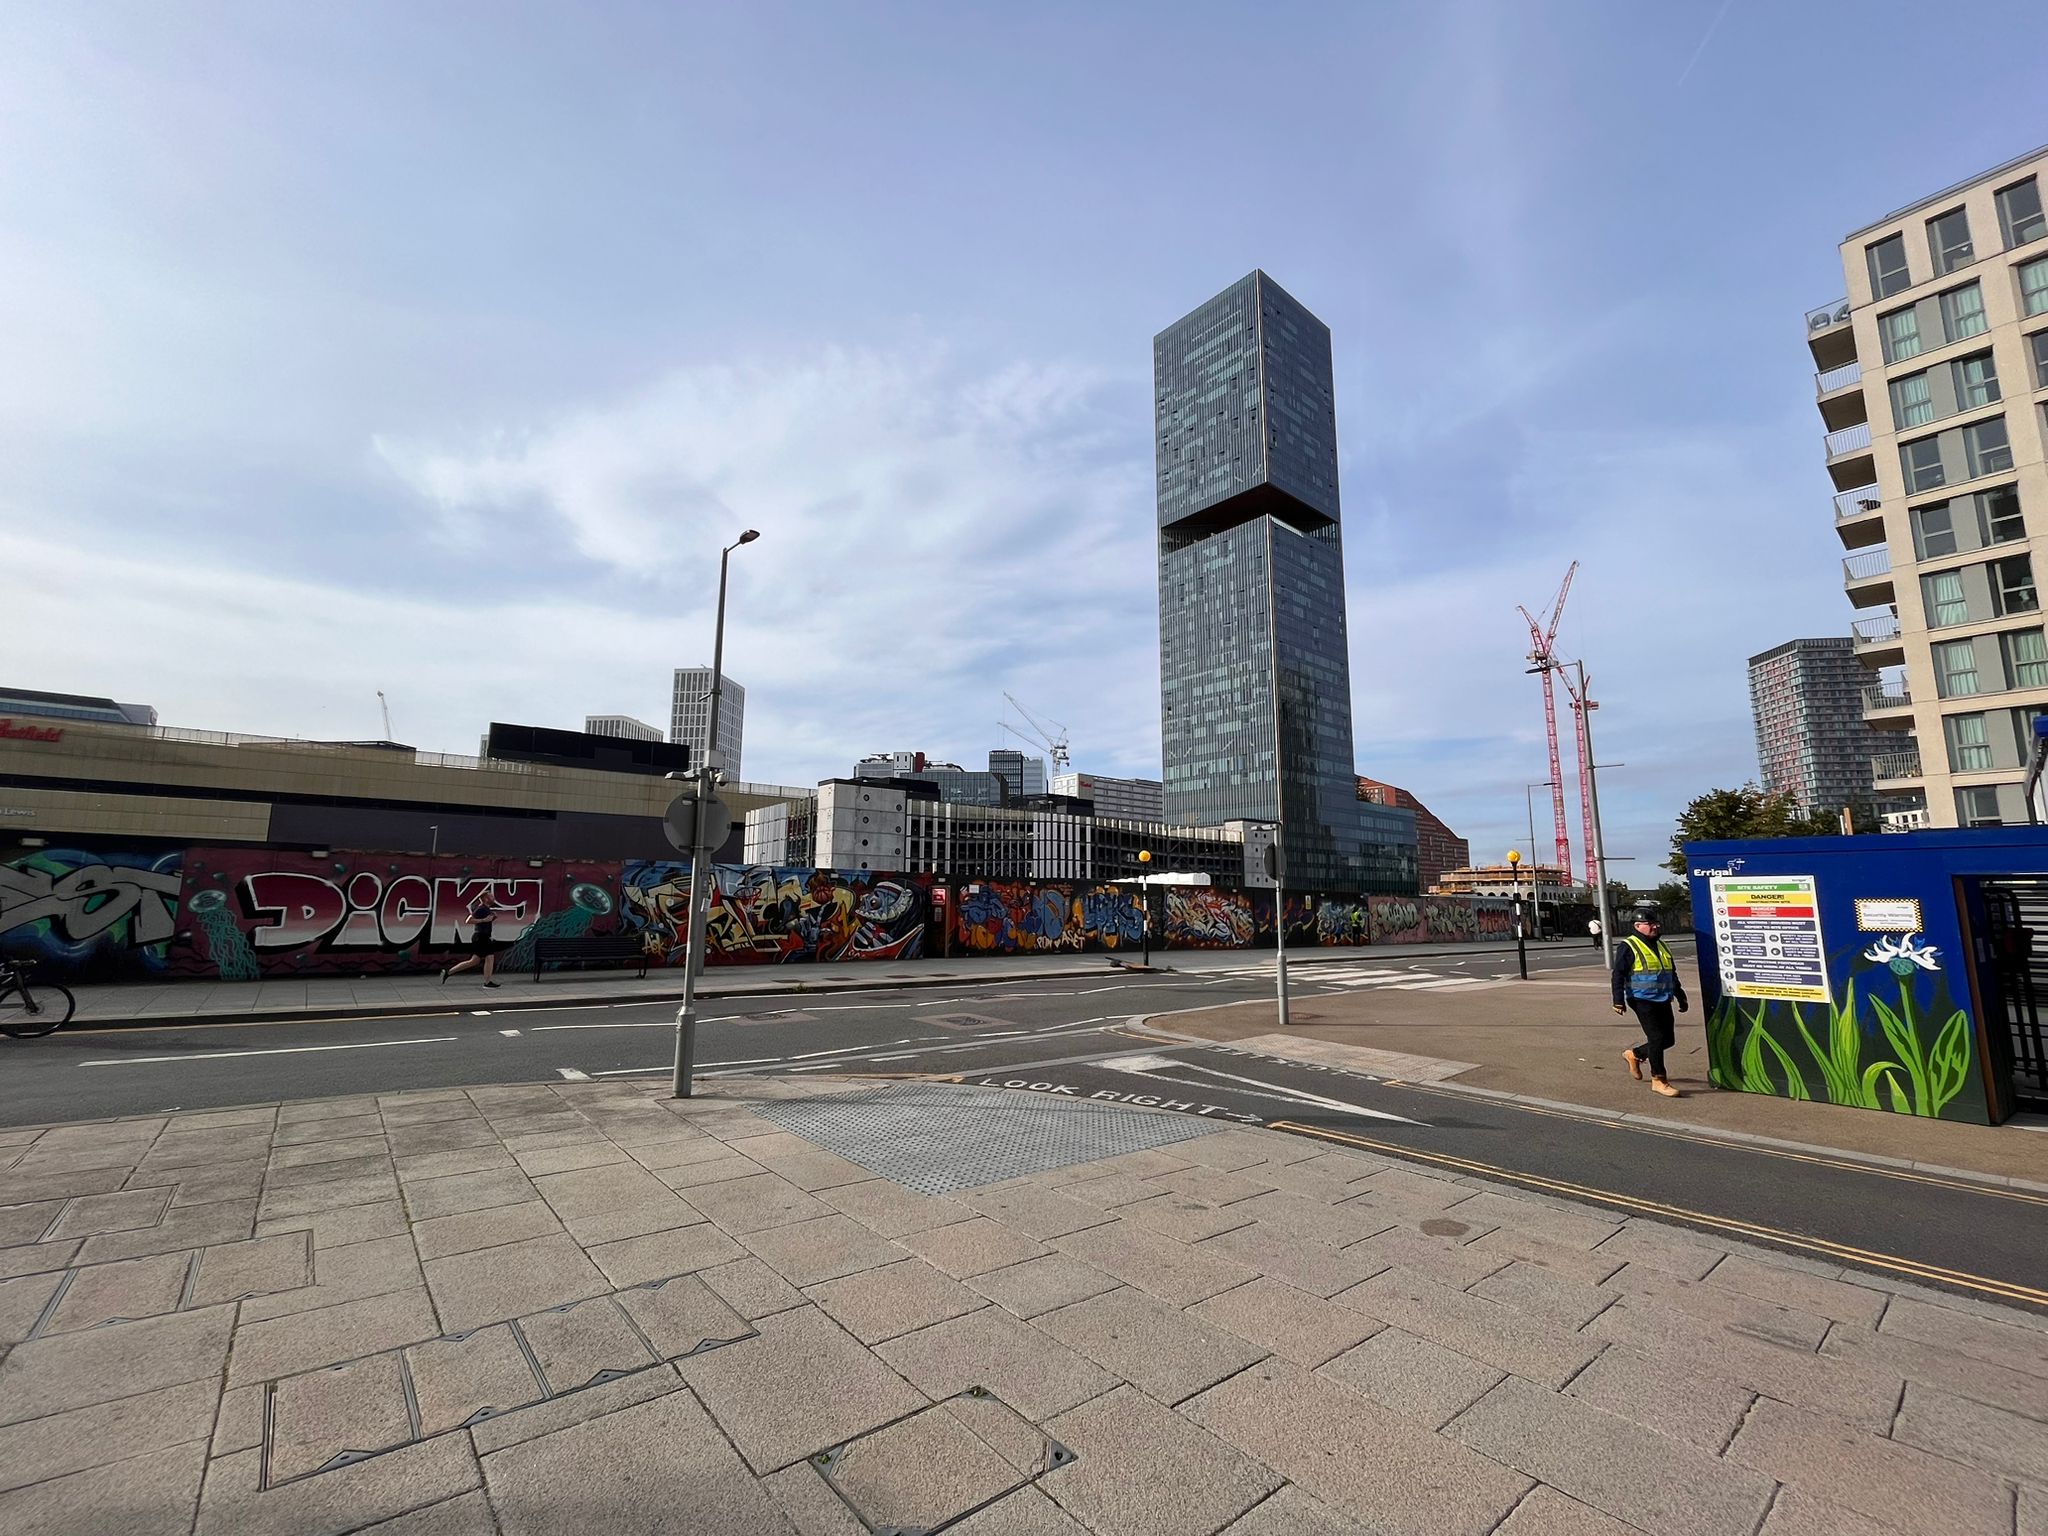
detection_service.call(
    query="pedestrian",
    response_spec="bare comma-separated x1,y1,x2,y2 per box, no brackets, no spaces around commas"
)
441,891,504,988
1611,906,1686,1097
1587,915,1602,950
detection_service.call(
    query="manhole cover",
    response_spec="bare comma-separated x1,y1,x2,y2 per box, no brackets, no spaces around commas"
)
923,1014,1012,1032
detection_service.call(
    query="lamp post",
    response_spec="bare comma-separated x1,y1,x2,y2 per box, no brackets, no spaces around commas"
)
1572,658,1616,966
672,528,760,1099
1524,779,1557,941
1506,848,1528,980
1267,824,1290,1028
1137,849,1152,967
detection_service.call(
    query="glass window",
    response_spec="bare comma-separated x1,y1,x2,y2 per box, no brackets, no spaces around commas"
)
1941,283,1988,342
1889,372,1934,429
1902,436,1946,492
1978,485,2025,545
2033,329,2048,387
1953,352,2000,409
1965,417,2013,478
1928,208,1974,274
1923,568,1969,626
2016,704,2047,748
1994,554,2040,616
1914,501,1957,558
2022,258,2048,318
1880,307,1923,363
2004,627,2048,688
1867,234,1911,297
1936,637,1982,696
1998,177,2047,248
1945,712,1992,771
1957,785,2004,828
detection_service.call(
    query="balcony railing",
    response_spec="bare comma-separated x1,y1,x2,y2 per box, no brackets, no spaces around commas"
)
1843,549,1892,582
1863,682,1911,712
1816,360,1864,394
1806,298,1851,335
1853,614,1902,645
1873,749,1923,782
1825,422,1873,457
1834,485,1882,521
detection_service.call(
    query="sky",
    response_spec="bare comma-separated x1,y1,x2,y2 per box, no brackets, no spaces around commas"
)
4,1,2045,879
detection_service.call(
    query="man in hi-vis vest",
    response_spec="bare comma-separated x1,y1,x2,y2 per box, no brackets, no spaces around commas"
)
1610,907,1688,1097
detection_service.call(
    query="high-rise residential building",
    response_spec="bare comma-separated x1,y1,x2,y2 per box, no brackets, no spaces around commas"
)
670,668,744,779
1746,639,1882,815
584,713,662,743
987,749,1047,802
1049,771,1165,822
1355,777,1469,890
1154,271,1415,893
1810,144,2048,828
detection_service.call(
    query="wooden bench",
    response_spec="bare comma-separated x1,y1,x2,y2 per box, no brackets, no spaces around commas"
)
532,935,649,981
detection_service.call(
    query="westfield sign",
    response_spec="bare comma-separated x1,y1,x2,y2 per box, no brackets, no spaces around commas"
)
0,719,64,743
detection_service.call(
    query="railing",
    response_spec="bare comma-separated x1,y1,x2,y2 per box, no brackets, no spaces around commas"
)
1816,360,1864,394
1834,485,1882,521
1853,614,1903,644
1806,297,1851,335
1880,808,1930,833
1863,682,1911,712
1843,549,1892,582
1873,750,1923,782
1825,422,1873,457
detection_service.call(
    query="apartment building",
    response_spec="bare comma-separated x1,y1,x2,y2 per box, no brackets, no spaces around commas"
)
670,668,744,779
1746,639,1882,815
1811,144,2048,827
583,714,663,743
1049,771,1165,822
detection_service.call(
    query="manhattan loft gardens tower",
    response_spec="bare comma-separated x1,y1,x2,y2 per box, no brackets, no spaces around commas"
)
1154,272,1415,894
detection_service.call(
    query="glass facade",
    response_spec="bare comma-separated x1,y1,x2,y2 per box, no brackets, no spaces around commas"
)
1154,272,1413,894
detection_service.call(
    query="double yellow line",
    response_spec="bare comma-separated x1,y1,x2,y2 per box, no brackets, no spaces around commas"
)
1272,1119,2048,1309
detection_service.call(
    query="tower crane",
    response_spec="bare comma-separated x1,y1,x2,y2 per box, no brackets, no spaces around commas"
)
1516,563,1579,877
377,690,393,740
999,692,1072,772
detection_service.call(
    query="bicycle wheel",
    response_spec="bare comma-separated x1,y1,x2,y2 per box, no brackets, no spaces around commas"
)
0,982,74,1038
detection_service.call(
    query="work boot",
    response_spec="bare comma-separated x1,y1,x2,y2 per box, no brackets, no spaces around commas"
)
1651,1077,1680,1098
1622,1048,1643,1081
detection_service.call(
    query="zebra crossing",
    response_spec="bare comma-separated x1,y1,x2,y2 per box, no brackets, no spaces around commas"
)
1204,961,1503,992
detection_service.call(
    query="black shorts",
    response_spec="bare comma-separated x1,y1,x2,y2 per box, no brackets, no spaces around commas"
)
472,924,495,954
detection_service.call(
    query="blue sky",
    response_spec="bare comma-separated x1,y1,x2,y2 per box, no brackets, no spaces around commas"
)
4,2,2045,877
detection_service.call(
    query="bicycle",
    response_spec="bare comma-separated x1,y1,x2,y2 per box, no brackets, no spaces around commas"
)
0,958,75,1039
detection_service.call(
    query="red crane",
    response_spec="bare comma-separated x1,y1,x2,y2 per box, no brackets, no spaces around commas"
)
1559,664,1599,890
1517,562,1579,876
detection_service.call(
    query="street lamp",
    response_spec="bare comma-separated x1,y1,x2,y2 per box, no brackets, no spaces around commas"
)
1506,848,1528,980
1137,849,1152,966
672,528,761,1099
1570,658,1616,965
1525,779,1558,942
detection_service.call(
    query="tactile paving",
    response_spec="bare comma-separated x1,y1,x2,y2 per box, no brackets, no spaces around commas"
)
750,1083,1216,1195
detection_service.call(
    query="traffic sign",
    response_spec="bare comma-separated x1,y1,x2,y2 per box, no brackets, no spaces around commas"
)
663,793,733,853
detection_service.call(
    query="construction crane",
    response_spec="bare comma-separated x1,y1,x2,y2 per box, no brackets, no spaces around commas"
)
1516,563,1579,877
377,690,393,740
1000,692,1071,772
1559,664,1599,890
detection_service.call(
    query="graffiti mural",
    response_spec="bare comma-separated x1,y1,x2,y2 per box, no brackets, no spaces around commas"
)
1165,888,1255,949
1312,897,1370,947
952,881,1147,954
0,846,185,981
1475,901,1513,937
622,862,926,966
172,850,618,978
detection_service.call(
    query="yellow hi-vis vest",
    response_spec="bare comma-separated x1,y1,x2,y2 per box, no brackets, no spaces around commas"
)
1623,935,1678,1002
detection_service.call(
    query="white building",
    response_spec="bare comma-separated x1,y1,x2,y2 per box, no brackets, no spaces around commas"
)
670,667,744,779
584,714,662,742
1050,771,1165,821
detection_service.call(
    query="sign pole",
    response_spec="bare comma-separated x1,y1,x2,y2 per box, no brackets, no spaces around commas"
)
1272,828,1290,1028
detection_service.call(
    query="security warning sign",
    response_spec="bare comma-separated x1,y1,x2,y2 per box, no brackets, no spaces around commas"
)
1710,874,1829,1003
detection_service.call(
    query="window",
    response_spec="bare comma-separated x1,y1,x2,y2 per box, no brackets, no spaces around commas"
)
1993,554,2040,616
1953,352,2000,409
1979,485,2025,545
2022,258,2048,318
2033,329,2048,387
1957,786,2004,828
1945,712,1993,771
1867,234,1911,297
1965,417,2013,478
1941,283,1988,342
1998,177,2047,248
1928,208,1974,274
1914,501,1957,558
2005,628,2048,688
1902,436,1945,492
1889,371,1934,429
1922,568,1968,626
1880,307,1923,363
1936,637,1981,696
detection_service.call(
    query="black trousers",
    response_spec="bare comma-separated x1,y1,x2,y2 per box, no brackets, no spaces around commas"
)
1627,999,1676,1078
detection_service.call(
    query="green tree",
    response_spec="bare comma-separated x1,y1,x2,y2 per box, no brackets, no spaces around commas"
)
1665,782,1838,875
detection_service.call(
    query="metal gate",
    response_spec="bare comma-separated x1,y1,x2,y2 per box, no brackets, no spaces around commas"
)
1978,880,2048,1107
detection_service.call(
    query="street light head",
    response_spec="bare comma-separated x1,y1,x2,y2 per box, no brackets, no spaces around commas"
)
737,529,761,545
1505,849,1521,865
1137,849,1152,863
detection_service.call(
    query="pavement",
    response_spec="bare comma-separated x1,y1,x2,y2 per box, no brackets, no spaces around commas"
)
2,1072,2046,1536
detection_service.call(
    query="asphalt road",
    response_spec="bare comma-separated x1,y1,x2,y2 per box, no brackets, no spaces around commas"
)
9,940,2043,1310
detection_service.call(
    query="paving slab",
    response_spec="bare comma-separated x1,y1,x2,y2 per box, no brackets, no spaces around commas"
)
1821,1321,2048,1421
1033,1286,1266,1405
467,1361,681,1455
1196,1216,1388,1297
519,1294,659,1392
1892,1380,2048,1485
1564,1343,1755,1453
1465,1259,1618,1331
158,1158,269,1205
0,1301,234,1423
1219,1482,1380,1535
877,1304,1116,1423
615,1271,754,1358
1603,1262,1832,1350
679,1171,836,1234
45,1184,173,1239
962,1181,1120,1239
0,1197,64,1246
1115,1190,1261,1244
805,1256,984,1343
1042,1383,1281,1536
0,1437,206,1536
406,1323,546,1435
1188,1274,1382,1368
1589,1221,1728,1281
1755,1487,1901,1536
0,1266,63,1343
269,1351,415,1482
0,1377,217,1496
1334,1265,1601,1389
587,1217,747,1286
394,1146,516,1184
763,1458,867,1535
968,1252,1123,1320
411,1198,564,1261
1493,1485,1646,1536
76,1195,256,1264
1881,1292,2048,1377
257,1169,403,1223
229,1287,442,1386
43,1248,192,1333
700,1255,809,1319
1053,1217,1258,1306
1349,1222,1511,1289
1702,1251,1890,1328
820,1400,1025,1533
354,1490,501,1535
266,1152,393,1192
740,1212,908,1287
195,1431,480,1536
423,1232,610,1332
1317,1325,1506,1428
270,1134,387,1170
948,1484,1090,1533
402,1166,538,1222
240,1231,423,1321
902,1215,1054,1278
256,1198,408,1249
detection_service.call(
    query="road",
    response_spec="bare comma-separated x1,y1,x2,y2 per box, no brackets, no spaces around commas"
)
9,940,2044,1310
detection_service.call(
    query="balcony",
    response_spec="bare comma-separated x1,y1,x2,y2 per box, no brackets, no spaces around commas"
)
1873,748,1924,786
1815,359,1867,432
1806,296,1856,371
1853,612,1905,664
1843,547,1893,605
1833,483,1885,549
1824,421,1875,490
1815,360,1863,395
1862,681,1913,725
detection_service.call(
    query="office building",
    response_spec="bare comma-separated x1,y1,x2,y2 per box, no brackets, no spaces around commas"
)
584,714,662,743
988,749,1047,802
851,752,1006,807
670,668,744,779
1432,864,1583,901
1811,144,2048,826
2,686,157,729
1355,777,1469,890
1154,272,1413,893
1049,771,1165,822
1747,639,1882,815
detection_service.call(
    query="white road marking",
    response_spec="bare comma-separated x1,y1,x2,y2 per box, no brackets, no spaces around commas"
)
499,1028,522,1037
786,1063,835,1072
529,1021,676,1031
556,1067,591,1081
1096,1053,1420,1124
79,1036,459,1068
471,1010,493,1016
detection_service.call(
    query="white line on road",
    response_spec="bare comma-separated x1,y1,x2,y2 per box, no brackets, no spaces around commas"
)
79,1036,459,1068
556,1067,592,1081
1172,1062,1422,1123
499,1029,522,1037
786,1063,835,1072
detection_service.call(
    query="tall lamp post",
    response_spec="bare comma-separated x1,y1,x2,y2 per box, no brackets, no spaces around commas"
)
1506,848,1528,980
1268,823,1290,1028
1572,658,1615,964
1524,779,1557,941
672,528,760,1099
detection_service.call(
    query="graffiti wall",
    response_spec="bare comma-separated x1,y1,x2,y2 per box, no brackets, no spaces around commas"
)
623,862,928,966
951,882,1146,955
1366,894,1486,945
0,846,185,982
172,850,620,979
1164,888,1256,949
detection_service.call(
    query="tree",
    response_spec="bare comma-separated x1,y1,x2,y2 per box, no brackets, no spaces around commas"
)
1665,782,1839,875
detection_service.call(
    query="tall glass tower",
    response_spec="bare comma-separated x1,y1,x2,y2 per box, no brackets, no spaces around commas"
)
1154,272,1415,894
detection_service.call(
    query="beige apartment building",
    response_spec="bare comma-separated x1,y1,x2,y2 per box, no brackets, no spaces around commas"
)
1810,144,2048,828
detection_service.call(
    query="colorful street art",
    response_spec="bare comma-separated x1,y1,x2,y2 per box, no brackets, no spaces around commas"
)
1367,895,1483,945
1164,888,1255,949
0,846,184,981
172,850,618,978
622,862,927,966
952,881,1147,954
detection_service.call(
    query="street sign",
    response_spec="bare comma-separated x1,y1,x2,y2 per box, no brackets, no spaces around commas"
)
1263,843,1283,882
663,793,733,853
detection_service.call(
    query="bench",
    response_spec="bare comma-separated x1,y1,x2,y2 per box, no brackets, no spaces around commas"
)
532,935,649,981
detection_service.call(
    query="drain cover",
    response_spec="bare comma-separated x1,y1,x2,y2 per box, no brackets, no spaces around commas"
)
923,1014,1012,1032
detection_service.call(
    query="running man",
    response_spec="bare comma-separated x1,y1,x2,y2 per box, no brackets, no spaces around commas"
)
1611,906,1687,1097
